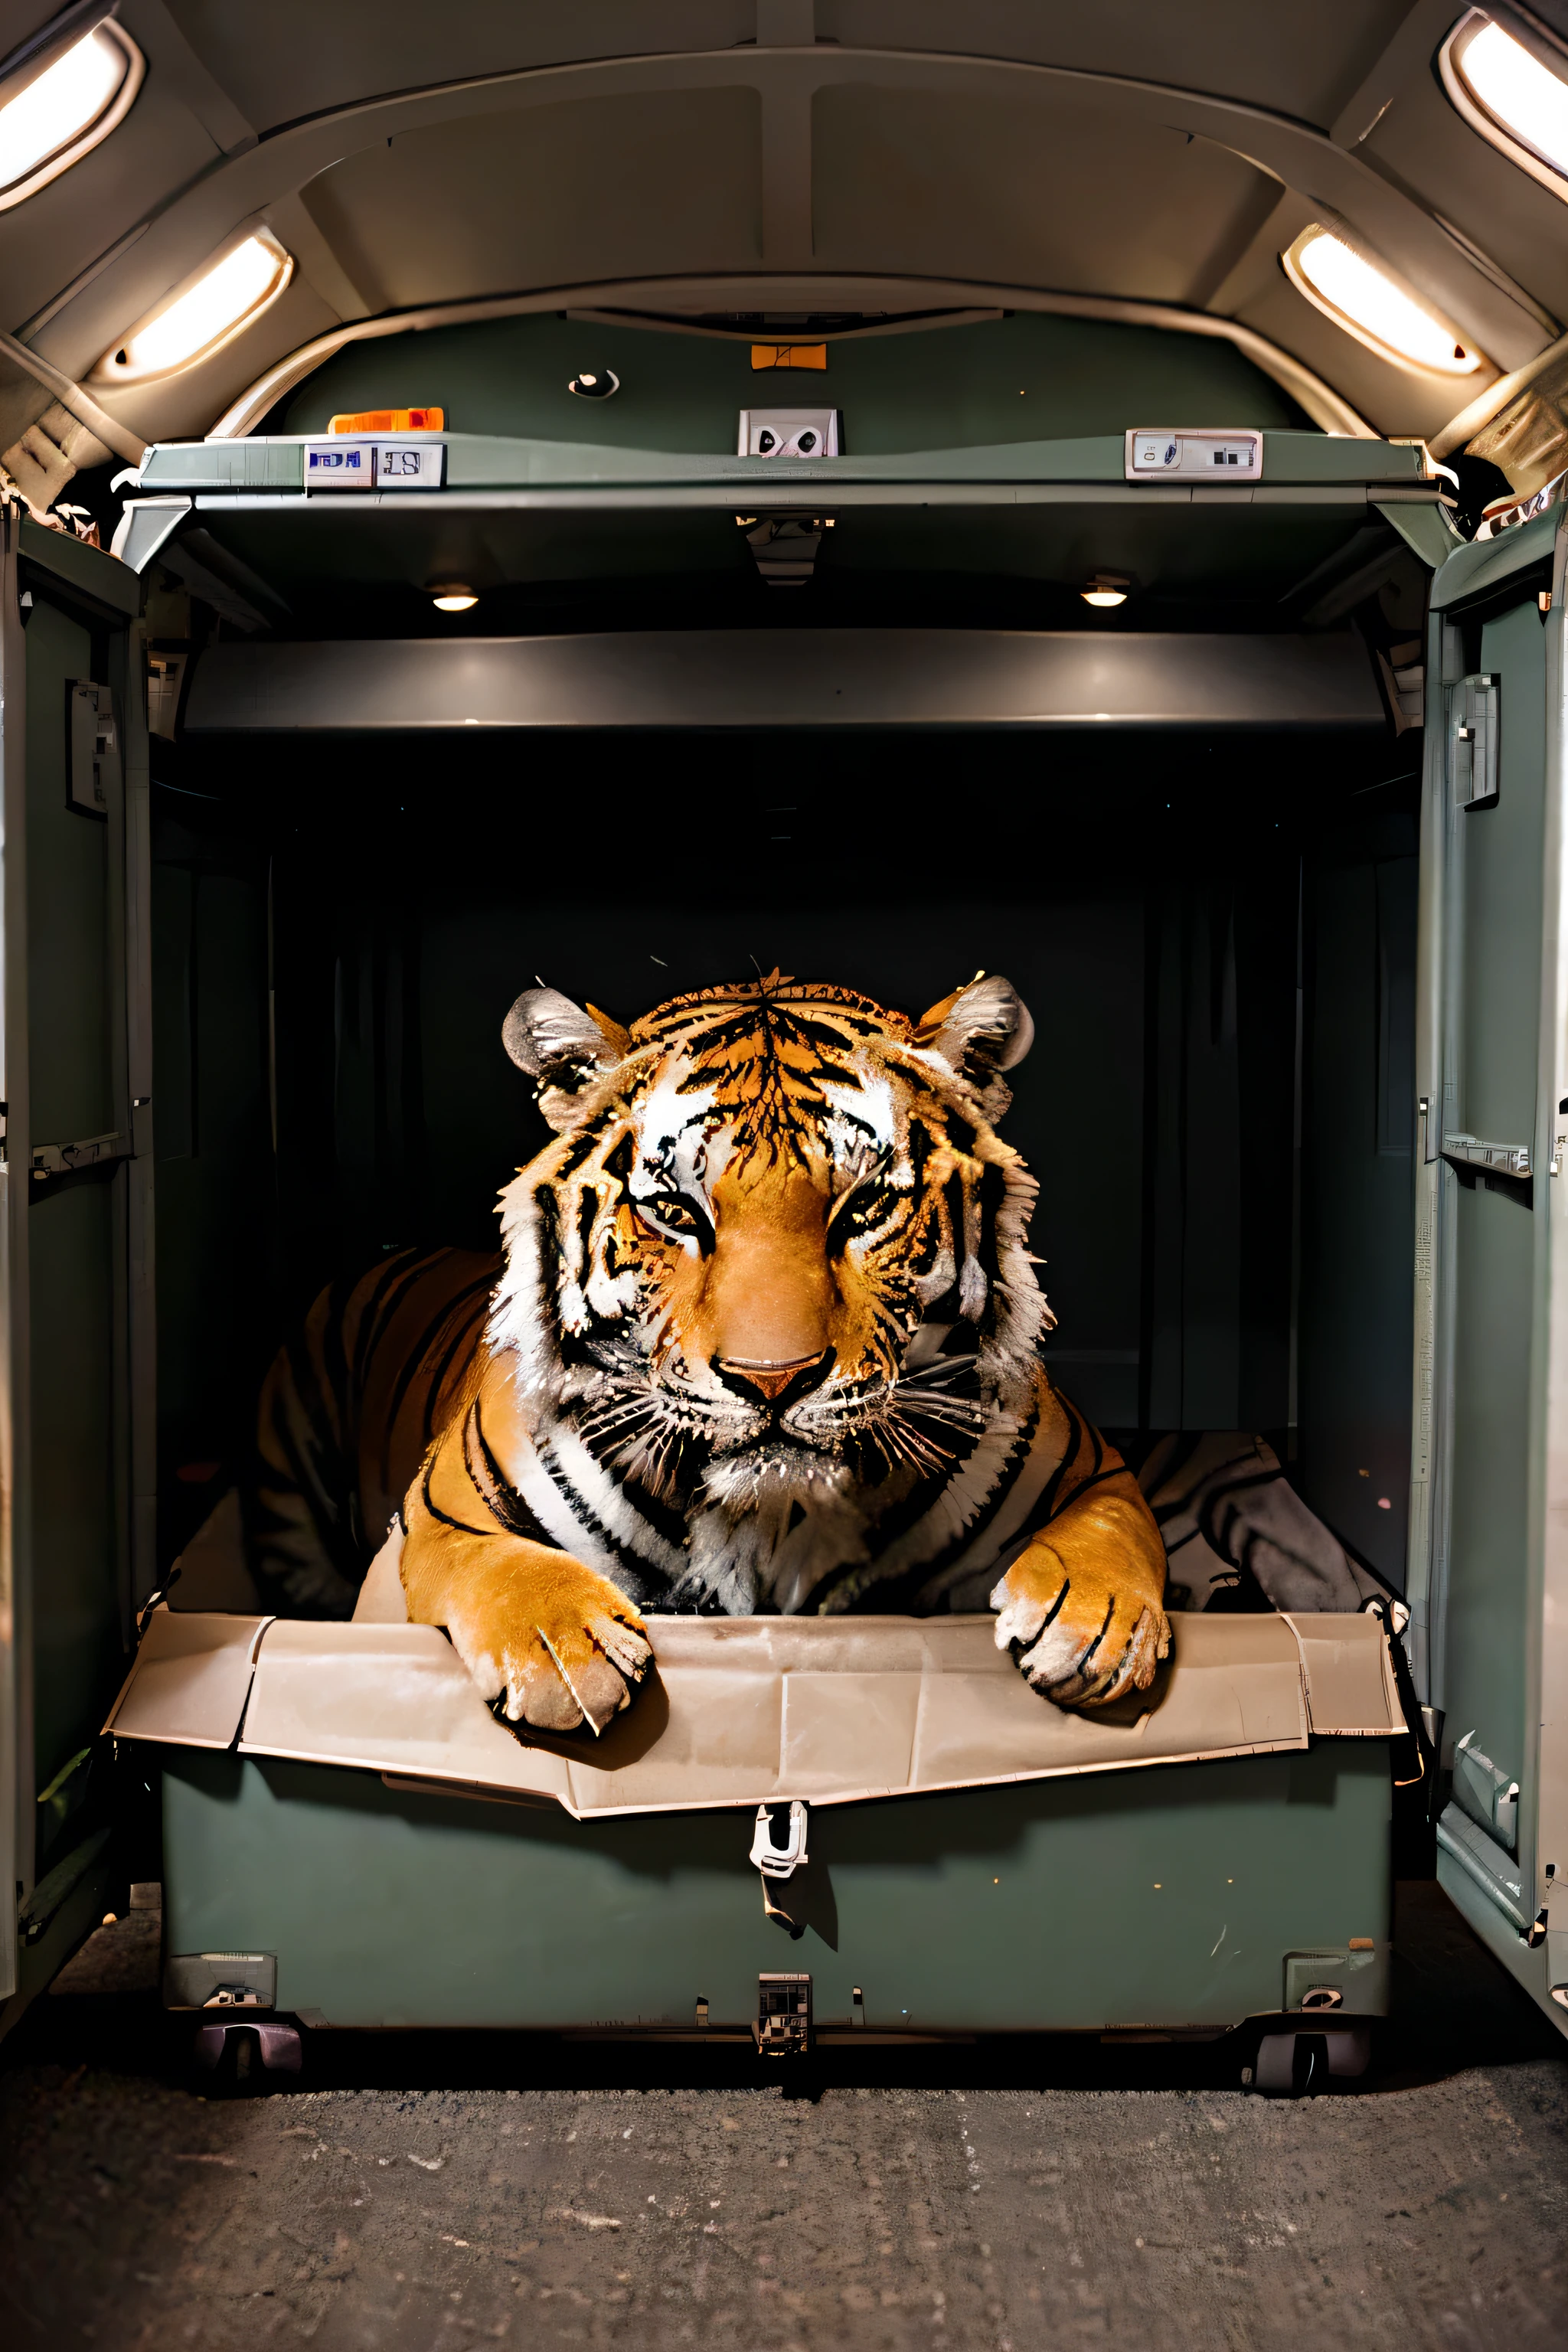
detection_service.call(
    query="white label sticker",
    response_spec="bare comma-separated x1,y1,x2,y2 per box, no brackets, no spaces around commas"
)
304,442,374,488
374,442,446,488
1125,429,1262,482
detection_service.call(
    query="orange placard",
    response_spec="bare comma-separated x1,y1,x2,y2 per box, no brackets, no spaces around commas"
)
329,407,445,434
750,345,827,371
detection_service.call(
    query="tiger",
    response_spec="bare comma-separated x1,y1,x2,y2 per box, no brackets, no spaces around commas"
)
251,969,1183,1734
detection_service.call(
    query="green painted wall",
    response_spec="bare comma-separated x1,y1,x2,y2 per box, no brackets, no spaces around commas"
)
276,310,1314,455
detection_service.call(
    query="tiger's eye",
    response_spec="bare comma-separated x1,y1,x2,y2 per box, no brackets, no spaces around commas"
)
637,1196,699,1237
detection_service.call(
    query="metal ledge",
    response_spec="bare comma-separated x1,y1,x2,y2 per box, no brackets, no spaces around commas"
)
182,629,1383,733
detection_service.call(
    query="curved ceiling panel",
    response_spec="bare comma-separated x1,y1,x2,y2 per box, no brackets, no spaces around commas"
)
296,87,763,314
7,5,1568,469
160,0,756,132
819,0,1418,127
812,84,1276,305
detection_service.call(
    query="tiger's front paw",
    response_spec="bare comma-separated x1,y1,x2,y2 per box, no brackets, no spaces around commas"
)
991,1490,1169,1708
436,1542,652,1734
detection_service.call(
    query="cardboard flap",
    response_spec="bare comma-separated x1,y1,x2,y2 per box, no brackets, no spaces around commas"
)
109,1606,1399,1814
1284,1611,1406,1734
240,1619,574,1805
104,1609,273,1749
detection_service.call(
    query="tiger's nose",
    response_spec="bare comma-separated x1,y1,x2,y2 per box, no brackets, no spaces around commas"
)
716,1352,830,1404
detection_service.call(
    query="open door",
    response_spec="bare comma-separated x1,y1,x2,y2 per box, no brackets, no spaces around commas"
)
1414,505,1568,2031
0,508,152,2019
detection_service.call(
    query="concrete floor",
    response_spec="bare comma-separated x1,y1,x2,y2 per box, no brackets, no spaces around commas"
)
1,1884,1563,2352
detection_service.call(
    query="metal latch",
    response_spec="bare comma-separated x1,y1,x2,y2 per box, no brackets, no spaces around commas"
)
1442,1132,1530,1181
750,1799,808,1879
754,1971,812,2057
31,1131,130,1179
751,1800,809,1936
1449,673,1498,808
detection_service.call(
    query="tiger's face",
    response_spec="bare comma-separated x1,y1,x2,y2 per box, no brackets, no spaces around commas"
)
491,972,1049,1611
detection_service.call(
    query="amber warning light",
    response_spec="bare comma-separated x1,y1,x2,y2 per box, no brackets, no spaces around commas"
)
330,407,444,434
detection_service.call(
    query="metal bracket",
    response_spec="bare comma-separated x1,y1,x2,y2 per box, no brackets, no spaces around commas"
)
31,1129,130,1179
754,1970,812,2057
163,1951,277,2011
66,679,120,815
1453,1728,1521,1848
1442,1132,1530,1180
740,514,831,586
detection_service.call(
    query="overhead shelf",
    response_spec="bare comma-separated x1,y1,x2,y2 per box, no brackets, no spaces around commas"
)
132,428,1431,495
114,428,1449,632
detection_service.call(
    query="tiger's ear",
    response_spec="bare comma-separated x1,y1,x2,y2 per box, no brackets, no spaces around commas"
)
914,974,1034,1094
503,986,629,1126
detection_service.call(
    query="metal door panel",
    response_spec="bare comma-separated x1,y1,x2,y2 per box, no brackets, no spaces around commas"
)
1443,600,1547,1805
1419,509,1568,2031
0,513,149,2011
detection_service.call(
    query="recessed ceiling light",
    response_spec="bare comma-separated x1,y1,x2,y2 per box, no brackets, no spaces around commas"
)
1442,12,1568,197
430,584,478,612
92,232,293,384
1082,573,1129,607
1282,227,1485,377
568,369,619,399
0,21,142,211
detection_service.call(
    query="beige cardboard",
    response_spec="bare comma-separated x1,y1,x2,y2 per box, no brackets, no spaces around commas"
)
103,1610,273,1749
107,1605,1400,1815
1285,1612,1407,1734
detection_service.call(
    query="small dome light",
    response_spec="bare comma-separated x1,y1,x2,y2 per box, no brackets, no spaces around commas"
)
93,231,292,383
1282,226,1485,377
0,23,142,211
1444,17,1568,194
569,368,619,400
430,583,478,612
1082,573,1129,607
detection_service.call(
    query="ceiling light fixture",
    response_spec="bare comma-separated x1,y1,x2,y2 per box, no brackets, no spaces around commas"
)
92,232,293,385
0,18,142,211
430,584,478,612
1282,226,1485,377
1442,11,1568,197
568,368,619,399
1081,573,1129,608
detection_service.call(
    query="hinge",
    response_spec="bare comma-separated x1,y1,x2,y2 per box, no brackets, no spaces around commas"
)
1449,674,1499,809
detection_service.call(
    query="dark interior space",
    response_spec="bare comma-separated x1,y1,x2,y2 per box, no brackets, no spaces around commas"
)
149,723,1419,1588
